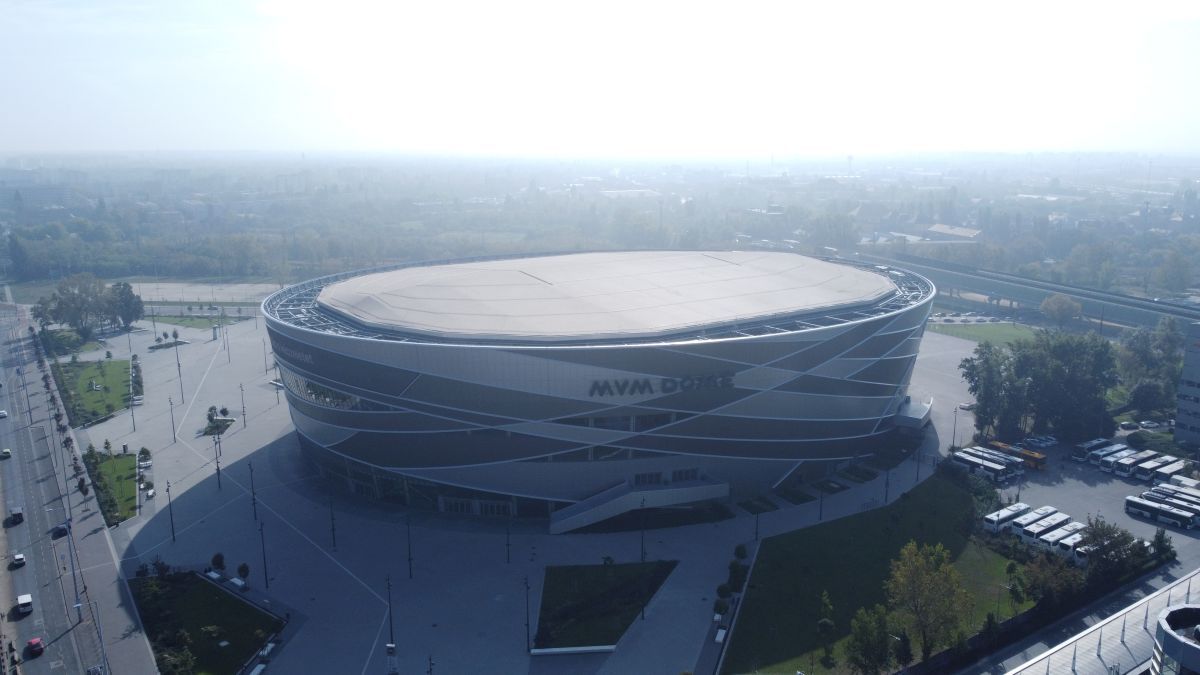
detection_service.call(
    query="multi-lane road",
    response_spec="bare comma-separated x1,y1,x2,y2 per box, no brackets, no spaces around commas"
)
0,308,104,674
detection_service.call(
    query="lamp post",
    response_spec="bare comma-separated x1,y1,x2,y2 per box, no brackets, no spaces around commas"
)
168,396,176,443
951,406,959,451
386,575,395,658
406,515,413,579
173,330,184,403
523,576,531,652
329,492,337,551
263,338,268,375
259,521,269,590
129,362,136,432
249,461,258,521
240,383,246,428
213,437,221,489
166,481,176,543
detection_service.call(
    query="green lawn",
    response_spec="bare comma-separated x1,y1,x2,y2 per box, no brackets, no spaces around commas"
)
535,561,677,648
723,473,1029,674
54,359,131,426
150,315,250,330
131,573,283,675
927,322,1037,345
97,453,139,520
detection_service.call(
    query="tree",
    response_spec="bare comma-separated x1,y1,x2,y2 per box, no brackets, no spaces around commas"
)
885,541,971,661
960,331,1117,441
107,282,145,328
1023,554,1084,608
844,604,892,675
237,562,250,581
893,630,913,671
1128,380,1169,414
1152,527,1176,561
1039,293,1081,329
817,590,836,659
206,406,218,423
1156,249,1192,292
211,552,226,572
1079,516,1142,583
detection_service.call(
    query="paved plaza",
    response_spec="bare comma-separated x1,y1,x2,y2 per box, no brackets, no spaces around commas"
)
7,303,1003,674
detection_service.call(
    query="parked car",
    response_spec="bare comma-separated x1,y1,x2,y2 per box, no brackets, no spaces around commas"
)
1119,421,1139,430
0,448,10,458
26,637,44,656
0,410,8,418
1140,420,1161,429
958,402,976,411
11,553,25,567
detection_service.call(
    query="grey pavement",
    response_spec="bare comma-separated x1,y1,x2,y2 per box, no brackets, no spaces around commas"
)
55,314,976,674
0,308,117,675
958,442,1200,675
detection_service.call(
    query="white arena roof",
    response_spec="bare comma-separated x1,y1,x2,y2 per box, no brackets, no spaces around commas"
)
316,251,897,342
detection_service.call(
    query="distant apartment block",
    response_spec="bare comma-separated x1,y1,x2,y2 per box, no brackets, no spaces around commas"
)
1178,321,1200,446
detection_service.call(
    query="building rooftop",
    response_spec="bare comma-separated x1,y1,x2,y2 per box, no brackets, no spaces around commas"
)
315,251,897,342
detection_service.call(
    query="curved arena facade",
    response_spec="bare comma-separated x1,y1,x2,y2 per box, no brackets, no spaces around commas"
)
264,251,935,531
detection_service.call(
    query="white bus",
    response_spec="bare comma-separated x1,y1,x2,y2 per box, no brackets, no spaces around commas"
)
1038,521,1086,552
1171,475,1200,490
1021,513,1071,545
950,453,1011,484
1009,506,1058,534
1125,495,1195,529
1099,448,1139,473
1072,438,1111,462
1114,450,1158,477
1155,483,1200,503
1155,461,1191,485
1055,532,1086,559
962,447,1025,476
1088,444,1129,466
1148,486,1200,513
1135,458,1172,481
983,503,1031,534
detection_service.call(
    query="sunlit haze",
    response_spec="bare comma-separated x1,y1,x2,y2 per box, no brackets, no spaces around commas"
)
4,0,1200,157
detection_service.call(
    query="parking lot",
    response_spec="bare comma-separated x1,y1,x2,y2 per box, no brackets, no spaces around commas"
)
979,438,1200,672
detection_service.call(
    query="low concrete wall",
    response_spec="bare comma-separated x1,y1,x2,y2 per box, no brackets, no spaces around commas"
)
530,645,616,656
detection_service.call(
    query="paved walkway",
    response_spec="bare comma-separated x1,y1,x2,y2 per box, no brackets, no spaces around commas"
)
51,317,974,674
11,306,159,675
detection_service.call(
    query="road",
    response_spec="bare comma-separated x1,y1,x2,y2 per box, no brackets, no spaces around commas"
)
0,308,106,673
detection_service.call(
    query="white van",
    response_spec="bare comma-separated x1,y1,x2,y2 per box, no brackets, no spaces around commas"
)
17,594,33,614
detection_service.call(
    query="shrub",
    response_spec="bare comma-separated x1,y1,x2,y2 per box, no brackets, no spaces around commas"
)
734,543,747,560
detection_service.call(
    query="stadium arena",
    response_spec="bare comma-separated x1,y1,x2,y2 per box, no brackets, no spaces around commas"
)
263,251,935,532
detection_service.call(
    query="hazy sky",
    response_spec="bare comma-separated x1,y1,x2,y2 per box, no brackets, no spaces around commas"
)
4,0,1199,158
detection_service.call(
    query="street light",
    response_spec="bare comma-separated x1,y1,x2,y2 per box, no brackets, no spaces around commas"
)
249,460,258,521
951,406,959,451
406,515,413,579
523,576,531,652
168,396,176,443
259,521,269,590
166,481,176,543
240,383,246,428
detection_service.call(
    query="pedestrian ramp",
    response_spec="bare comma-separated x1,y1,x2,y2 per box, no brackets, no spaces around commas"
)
549,479,729,534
